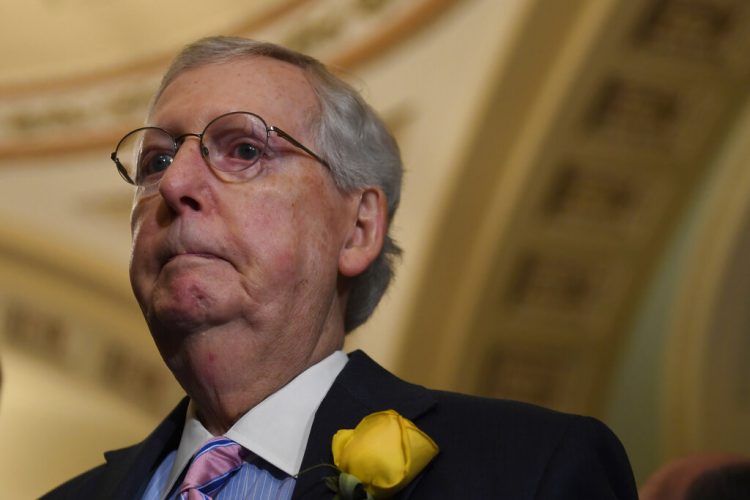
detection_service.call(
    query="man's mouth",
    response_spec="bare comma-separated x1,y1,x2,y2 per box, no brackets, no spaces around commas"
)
165,252,220,264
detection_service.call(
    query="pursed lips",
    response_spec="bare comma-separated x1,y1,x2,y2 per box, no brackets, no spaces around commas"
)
165,252,220,264
155,236,234,270
157,243,224,266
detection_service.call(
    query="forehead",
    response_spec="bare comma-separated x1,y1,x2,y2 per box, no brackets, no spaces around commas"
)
151,56,319,133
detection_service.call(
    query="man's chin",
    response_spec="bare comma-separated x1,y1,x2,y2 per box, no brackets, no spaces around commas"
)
147,307,214,374
147,302,214,333
149,274,218,314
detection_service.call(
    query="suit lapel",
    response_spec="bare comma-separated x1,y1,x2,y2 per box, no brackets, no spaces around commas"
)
100,398,188,499
292,351,436,499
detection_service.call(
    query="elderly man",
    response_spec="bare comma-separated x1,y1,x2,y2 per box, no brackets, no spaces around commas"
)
44,37,637,499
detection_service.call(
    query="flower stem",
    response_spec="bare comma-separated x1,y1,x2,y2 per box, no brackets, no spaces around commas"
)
295,462,339,479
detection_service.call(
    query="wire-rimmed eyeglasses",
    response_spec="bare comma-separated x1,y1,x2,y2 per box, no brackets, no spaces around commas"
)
110,111,329,187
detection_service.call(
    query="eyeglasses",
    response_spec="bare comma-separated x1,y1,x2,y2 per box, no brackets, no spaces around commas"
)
110,111,329,187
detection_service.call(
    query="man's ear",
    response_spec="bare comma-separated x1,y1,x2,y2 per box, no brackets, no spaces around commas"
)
339,187,387,277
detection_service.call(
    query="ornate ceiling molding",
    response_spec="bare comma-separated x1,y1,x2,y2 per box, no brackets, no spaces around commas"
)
398,0,750,415
0,223,179,417
0,0,458,160
0,294,179,417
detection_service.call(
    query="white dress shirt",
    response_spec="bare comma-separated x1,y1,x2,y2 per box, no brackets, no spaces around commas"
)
145,350,348,499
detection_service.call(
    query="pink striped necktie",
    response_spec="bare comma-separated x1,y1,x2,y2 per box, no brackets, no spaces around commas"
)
177,437,247,500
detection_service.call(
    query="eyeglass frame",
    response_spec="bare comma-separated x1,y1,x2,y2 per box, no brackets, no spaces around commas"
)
110,110,330,187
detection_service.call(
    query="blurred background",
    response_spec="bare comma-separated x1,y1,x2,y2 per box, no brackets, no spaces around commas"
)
1,0,750,496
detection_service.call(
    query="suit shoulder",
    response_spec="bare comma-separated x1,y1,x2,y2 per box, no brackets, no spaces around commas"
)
423,388,626,463
40,463,109,500
411,390,637,498
41,398,189,499
429,388,582,432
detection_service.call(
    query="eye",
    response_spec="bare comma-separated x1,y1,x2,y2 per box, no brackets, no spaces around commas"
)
233,142,261,162
210,134,266,172
145,152,173,172
203,114,269,173
138,150,174,180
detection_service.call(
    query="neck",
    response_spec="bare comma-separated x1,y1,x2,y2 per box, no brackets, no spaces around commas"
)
162,318,344,435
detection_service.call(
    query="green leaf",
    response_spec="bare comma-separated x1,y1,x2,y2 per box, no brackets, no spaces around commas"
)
325,475,340,493
338,472,362,496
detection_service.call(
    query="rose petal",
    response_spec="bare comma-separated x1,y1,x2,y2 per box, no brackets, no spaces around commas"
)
331,410,439,498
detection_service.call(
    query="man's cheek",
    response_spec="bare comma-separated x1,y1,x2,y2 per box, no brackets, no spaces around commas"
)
129,212,151,262
129,195,151,232
129,237,158,303
129,261,150,307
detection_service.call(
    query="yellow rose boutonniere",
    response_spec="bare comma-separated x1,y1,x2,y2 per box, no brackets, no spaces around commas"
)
326,409,439,499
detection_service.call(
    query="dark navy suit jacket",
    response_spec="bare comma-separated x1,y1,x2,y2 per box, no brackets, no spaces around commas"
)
42,350,637,499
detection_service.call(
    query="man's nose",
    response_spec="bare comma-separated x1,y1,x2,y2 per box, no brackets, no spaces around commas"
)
157,137,210,213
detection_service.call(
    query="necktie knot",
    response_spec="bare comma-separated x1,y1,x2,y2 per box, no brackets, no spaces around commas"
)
178,437,247,500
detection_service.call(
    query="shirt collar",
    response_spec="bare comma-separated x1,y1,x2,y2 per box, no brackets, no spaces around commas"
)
163,351,348,495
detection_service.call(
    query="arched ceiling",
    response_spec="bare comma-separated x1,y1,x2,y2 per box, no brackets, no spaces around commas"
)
2,0,463,87
2,0,275,85
399,0,750,416
0,0,457,158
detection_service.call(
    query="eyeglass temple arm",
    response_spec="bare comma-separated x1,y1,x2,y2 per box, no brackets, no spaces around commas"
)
269,126,330,169
111,151,137,185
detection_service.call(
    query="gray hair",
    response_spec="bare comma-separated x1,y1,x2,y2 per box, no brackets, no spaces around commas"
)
152,36,403,332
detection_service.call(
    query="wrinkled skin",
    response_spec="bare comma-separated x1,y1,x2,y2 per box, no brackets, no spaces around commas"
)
129,57,385,433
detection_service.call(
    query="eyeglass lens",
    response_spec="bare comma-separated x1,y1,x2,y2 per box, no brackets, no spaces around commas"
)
114,112,270,187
